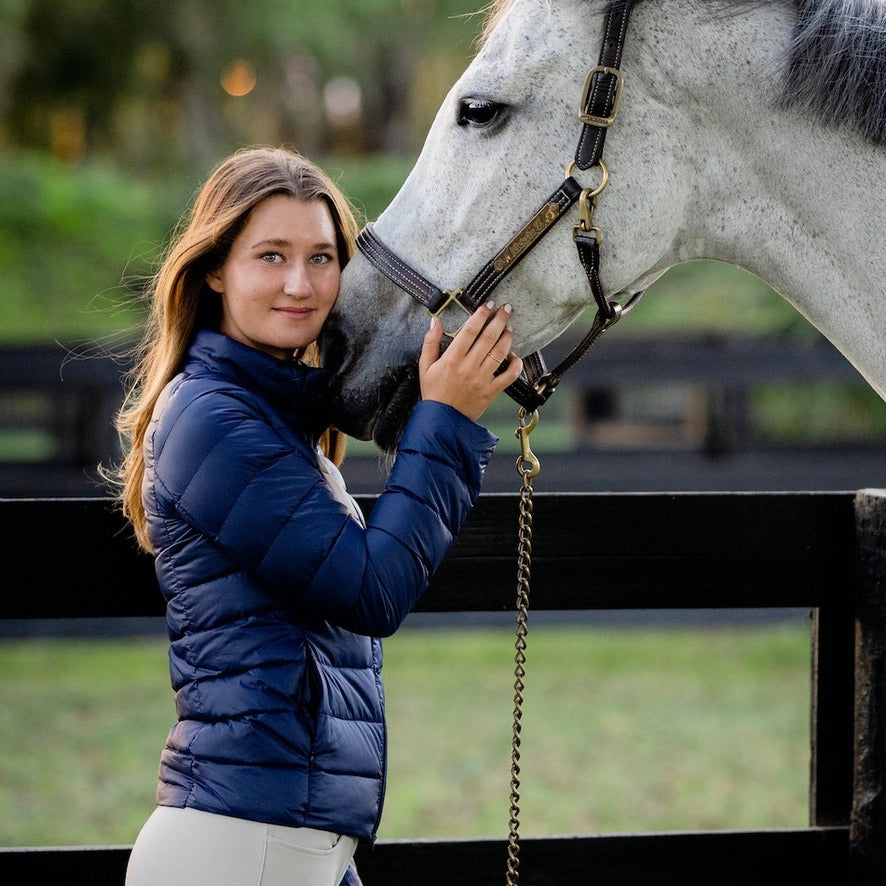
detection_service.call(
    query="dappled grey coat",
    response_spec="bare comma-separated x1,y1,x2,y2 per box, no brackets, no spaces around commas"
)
143,329,496,841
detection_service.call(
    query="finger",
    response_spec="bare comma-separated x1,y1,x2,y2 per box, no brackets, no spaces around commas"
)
471,304,514,359
482,337,513,368
480,316,515,363
447,300,497,357
418,314,444,375
482,349,508,366
493,353,524,387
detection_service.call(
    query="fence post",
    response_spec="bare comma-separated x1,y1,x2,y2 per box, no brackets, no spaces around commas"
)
851,489,886,884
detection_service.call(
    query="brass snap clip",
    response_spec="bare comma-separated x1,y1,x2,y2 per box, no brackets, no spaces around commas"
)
515,408,541,479
568,160,608,242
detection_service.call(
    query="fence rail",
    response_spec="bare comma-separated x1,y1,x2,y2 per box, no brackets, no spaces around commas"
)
2,335,884,497
1,490,884,884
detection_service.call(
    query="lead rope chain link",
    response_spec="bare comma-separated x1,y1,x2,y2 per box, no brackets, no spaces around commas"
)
506,408,540,885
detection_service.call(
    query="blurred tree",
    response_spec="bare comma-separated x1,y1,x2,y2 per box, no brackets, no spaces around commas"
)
2,0,485,172
6,0,157,161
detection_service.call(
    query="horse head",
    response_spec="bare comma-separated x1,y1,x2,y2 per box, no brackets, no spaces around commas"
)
321,0,886,451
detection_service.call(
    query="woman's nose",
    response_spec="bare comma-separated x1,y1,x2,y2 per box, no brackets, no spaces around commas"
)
283,262,311,296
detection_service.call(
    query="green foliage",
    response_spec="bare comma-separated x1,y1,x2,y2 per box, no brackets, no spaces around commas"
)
0,152,186,342
321,153,413,225
754,381,886,440
0,149,411,344
246,0,481,60
1,0,486,166
639,261,809,335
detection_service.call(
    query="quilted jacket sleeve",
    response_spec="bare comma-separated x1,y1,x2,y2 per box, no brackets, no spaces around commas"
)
148,388,496,637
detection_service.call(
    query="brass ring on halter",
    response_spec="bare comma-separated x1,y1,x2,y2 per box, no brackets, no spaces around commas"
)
565,158,609,198
433,288,471,339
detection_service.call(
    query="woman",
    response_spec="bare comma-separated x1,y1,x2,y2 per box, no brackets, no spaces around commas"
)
112,146,523,886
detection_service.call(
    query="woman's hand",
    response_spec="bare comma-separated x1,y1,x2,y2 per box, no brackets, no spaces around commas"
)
418,301,524,422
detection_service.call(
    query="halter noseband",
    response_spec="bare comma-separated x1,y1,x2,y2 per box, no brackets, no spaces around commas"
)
356,1,641,413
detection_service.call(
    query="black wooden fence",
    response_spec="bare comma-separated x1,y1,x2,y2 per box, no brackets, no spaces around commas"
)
1,490,884,884
2,335,884,497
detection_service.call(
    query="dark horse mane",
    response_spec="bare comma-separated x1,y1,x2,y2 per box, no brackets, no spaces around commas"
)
640,0,886,143
777,0,886,143
485,0,886,145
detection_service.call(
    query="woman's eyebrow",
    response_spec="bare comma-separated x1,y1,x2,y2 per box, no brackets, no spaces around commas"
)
250,237,290,249
250,237,337,250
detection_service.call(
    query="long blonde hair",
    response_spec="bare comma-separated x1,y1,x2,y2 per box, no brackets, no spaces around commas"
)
111,146,358,553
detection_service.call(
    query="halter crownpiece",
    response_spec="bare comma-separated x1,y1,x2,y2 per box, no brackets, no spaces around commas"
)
356,0,640,413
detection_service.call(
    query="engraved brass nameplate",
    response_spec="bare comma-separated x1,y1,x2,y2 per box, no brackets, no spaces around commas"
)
493,201,562,273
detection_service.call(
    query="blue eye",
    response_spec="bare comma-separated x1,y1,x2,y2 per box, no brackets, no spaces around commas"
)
457,97,506,129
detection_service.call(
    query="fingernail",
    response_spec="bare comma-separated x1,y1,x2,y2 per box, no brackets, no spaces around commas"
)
429,315,436,330
503,304,513,314
485,300,495,310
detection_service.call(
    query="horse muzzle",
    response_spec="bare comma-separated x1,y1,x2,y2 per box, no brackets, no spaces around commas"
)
319,259,425,449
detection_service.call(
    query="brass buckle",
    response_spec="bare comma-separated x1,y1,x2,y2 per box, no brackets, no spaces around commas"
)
578,65,624,128
433,289,471,338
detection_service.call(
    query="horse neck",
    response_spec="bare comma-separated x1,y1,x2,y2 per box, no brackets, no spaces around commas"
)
684,119,885,399
611,0,885,399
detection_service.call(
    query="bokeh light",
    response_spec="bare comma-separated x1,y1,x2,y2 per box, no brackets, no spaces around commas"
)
221,60,257,97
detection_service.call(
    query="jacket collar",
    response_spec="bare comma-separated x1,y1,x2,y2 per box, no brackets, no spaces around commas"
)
187,329,332,436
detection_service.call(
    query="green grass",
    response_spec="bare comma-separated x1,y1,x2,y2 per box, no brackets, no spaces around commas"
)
383,622,810,838
0,636,174,846
0,621,811,847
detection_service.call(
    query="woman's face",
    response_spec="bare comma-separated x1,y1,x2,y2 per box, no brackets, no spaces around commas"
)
207,194,341,360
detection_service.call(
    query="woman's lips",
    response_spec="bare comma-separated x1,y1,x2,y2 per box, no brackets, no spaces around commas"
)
274,306,313,315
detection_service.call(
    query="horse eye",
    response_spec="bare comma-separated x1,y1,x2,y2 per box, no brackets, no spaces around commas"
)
457,98,505,129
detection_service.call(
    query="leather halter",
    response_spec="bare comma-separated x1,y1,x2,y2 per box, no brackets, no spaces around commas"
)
356,1,640,412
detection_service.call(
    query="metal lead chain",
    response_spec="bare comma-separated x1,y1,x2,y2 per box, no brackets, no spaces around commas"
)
507,409,540,885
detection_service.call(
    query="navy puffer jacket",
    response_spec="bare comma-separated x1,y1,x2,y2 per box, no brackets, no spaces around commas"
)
144,330,496,841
